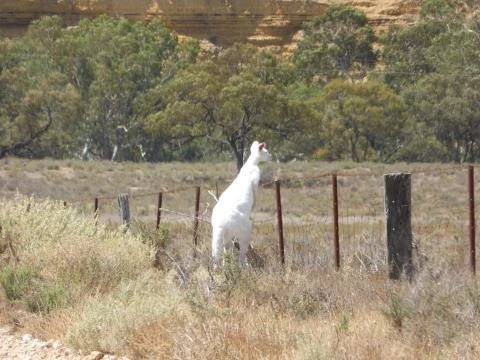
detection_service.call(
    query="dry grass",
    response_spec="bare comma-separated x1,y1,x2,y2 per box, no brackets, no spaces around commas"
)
0,159,479,359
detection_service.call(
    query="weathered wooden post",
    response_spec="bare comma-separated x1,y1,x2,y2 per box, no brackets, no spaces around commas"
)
384,173,413,280
117,193,131,229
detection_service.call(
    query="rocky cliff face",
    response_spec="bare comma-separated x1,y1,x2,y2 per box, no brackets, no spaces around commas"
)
0,0,420,47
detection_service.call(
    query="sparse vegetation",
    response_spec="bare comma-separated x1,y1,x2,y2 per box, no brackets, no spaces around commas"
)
1,1,480,356
0,159,479,359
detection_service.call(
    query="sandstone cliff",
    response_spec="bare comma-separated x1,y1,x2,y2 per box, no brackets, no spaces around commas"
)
0,0,420,47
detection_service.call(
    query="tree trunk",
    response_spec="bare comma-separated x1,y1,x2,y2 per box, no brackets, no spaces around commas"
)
229,138,244,172
236,154,244,173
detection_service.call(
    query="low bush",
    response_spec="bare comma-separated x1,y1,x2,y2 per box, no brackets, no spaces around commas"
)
0,264,69,313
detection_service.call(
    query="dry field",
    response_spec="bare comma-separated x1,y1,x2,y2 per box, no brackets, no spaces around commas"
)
0,157,479,359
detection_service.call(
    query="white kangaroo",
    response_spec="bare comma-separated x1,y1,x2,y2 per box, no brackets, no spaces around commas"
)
211,141,271,268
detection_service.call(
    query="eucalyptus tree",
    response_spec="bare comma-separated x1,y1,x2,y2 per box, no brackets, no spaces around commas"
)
143,44,309,169
57,16,189,160
293,4,376,85
315,79,407,162
0,17,81,158
401,12,480,162
382,0,462,91
0,15,191,160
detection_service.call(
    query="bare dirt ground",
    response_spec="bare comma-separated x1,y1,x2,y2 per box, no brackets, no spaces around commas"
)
0,327,129,360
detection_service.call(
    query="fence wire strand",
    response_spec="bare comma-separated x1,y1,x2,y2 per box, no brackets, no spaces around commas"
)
9,163,477,273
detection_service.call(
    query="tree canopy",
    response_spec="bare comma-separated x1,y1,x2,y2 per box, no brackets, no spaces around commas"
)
1,1,480,164
142,44,305,170
294,4,377,85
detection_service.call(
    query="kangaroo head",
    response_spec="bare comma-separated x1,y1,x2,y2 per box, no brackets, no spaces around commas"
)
250,141,271,163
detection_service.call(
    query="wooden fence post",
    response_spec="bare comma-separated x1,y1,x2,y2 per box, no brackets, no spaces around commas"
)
117,193,131,229
384,173,413,280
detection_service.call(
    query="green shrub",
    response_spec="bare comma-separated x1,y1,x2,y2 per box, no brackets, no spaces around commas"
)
66,270,187,354
0,264,69,313
27,283,70,313
0,264,36,301
0,196,153,299
383,292,412,328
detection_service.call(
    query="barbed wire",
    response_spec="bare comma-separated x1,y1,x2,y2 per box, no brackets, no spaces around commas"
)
157,207,211,224
3,162,470,227
67,184,201,203
2,162,475,272
60,162,476,206
263,163,472,187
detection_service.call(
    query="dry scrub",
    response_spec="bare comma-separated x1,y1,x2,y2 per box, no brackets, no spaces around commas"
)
0,160,479,359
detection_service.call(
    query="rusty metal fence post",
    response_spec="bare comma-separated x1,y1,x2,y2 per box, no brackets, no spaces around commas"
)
94,197,99,225
332,173,340,271
193,186,201,248
469,165,476,275
275,179,285,266
156,192,163,230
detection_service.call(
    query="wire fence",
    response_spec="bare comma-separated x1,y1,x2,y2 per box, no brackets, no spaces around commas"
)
44,164,480,274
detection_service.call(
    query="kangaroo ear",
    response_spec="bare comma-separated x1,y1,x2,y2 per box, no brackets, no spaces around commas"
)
259,143,265,151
